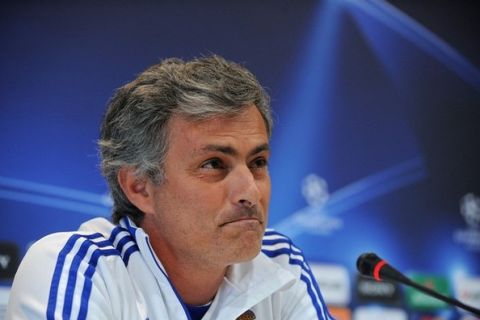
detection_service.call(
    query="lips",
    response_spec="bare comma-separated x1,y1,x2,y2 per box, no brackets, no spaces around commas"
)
219,207,263,227
221,217,261,226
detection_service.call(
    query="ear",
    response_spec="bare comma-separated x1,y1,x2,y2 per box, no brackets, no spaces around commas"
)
117,167,156,215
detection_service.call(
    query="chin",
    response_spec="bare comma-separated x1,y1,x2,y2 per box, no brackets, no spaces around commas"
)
232,250,261,264
232,237,263,263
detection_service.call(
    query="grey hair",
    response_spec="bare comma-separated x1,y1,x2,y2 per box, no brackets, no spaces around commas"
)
98,55,272,225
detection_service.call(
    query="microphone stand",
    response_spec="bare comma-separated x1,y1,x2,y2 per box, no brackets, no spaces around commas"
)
357,253,480,317
393,275,480,317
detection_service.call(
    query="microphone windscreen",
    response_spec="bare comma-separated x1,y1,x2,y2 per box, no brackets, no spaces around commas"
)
356,252,382,276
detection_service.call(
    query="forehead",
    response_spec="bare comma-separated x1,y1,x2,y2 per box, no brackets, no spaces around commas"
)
167,105,269,151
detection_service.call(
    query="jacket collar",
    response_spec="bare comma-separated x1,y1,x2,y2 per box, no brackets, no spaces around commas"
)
120,217,296,319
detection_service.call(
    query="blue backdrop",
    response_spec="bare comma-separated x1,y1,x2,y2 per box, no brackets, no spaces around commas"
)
1,1,479,319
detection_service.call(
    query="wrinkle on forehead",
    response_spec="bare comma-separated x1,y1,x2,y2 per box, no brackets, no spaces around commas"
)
169,105,268,146
173,105,267,134
194,143,270,159
160,107,269,172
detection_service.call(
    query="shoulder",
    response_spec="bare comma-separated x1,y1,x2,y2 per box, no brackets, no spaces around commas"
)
260,229,334,320
11,221,122,291
7,219,137,319
261,228,314,285
27,218,139,280
15,228,118,282
261,229,315,293
261,228,305,268
28,218,126,266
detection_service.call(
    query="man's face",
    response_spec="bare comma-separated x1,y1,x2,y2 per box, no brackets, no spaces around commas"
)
143,105,271,269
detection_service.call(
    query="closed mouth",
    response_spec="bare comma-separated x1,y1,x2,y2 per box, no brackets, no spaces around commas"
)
220,217,262,227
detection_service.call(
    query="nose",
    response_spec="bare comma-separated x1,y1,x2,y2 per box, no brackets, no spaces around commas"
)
229,165,261,208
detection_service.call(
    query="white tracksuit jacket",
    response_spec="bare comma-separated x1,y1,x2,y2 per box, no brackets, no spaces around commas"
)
7,217,333,319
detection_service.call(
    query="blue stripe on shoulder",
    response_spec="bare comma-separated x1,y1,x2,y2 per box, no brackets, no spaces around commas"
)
108,225,124,242
78,248,119,320
123,217,138,237
117,219,141,266
262,237,292,246
46,226,140,320
111,224,140,266
62,236,116,318
46,233,103,320
264,228,287,237
300,273,327,319
123,243,139,265
261,229,331,320
116,234,132,251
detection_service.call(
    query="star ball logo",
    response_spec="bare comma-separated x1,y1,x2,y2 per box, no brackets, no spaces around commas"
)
289,174,343,236
461,193,480,229
453,193,480,251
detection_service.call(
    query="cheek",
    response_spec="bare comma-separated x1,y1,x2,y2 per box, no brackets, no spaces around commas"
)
168,183,224,224
260,178,271,204
180,185,222,212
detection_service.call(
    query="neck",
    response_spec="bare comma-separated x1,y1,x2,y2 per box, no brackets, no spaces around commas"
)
143,226,226,305
165,260,226,305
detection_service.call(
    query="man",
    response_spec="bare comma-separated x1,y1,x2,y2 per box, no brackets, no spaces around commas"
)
7,56,333,319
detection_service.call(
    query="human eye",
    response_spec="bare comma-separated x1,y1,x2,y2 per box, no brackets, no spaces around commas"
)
201,158,225,170
249,157,269,170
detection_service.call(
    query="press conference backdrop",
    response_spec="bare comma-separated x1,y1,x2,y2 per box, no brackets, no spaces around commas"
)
1,1,479,319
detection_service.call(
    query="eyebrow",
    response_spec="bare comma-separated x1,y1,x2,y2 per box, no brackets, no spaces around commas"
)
199,143,270,157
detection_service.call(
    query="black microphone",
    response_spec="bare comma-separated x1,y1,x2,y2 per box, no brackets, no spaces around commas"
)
356,252,480,317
